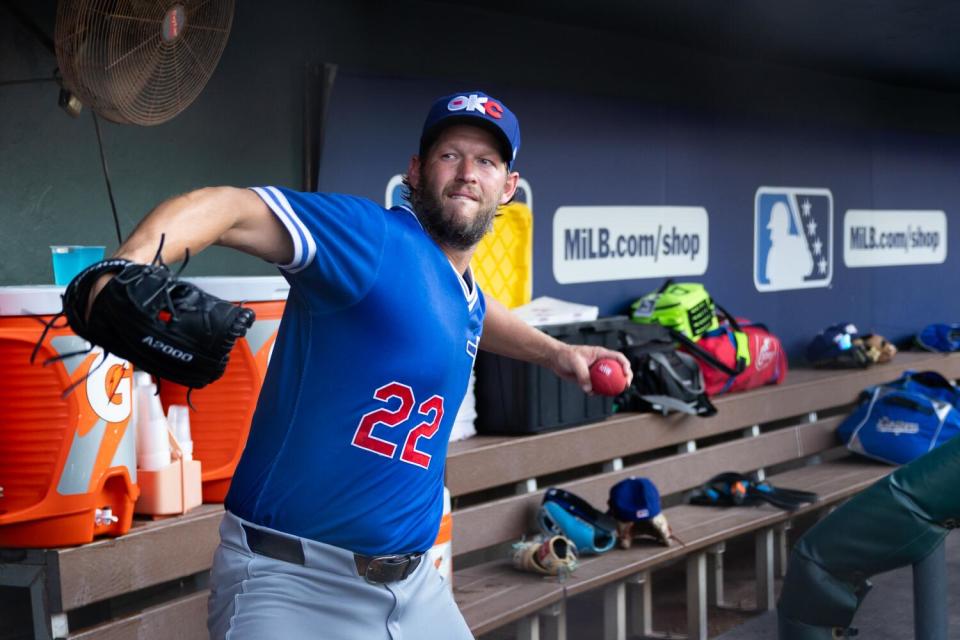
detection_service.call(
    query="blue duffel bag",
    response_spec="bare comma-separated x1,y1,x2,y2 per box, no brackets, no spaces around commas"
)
838,370,960,465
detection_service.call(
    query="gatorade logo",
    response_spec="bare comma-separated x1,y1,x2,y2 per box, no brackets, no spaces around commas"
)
447,94,503,119
86,351,132,423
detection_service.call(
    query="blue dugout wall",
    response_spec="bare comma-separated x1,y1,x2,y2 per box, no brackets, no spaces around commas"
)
319,73,957,359
4,0,955,361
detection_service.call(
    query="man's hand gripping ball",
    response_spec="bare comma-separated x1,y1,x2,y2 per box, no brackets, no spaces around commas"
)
589,358,628,397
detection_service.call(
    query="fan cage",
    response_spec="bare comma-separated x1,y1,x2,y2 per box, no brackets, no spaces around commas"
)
55,0,234,126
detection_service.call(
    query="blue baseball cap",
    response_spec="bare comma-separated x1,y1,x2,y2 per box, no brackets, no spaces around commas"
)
608,477,662,522
917,323,960,353
420,91,521,169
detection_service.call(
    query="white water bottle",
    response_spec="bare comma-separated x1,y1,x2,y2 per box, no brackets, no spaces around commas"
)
167,405,193,461
136,384,171,471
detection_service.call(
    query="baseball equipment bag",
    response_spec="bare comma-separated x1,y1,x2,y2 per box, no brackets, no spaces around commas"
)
837,371,960,465
677,313,787,397
37,240,256,394
616,323,717,417
629,280,719,340
874,369,960,406
916,322,960,352
689,472,818,511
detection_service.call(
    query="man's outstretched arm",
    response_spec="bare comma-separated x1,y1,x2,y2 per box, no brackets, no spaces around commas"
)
480,296,632,394
115,186,292,265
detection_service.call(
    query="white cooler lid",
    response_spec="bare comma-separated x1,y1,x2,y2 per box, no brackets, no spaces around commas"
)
0,286,66,316
0,276,289,317
181,276,290,302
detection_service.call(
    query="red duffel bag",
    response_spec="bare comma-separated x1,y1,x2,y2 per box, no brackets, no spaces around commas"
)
673,310,788,396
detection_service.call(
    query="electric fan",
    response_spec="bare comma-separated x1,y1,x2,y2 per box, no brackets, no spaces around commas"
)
54,0,235,126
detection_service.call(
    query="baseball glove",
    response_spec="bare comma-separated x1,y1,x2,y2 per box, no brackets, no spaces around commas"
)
512,535,579,576
615,513,678,549
55,251,255,390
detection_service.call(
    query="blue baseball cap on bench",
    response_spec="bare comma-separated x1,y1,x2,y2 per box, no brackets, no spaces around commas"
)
420,91,521,169
608,477,662,522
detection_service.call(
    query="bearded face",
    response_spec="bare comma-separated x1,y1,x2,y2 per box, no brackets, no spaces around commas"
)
407,124,515,251
408,167,501,251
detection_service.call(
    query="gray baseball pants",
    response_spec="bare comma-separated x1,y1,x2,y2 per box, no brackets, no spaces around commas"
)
208,511,473,639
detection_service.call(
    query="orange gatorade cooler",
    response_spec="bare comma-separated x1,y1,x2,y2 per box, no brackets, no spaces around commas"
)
159,277,287,502
0,287,138,547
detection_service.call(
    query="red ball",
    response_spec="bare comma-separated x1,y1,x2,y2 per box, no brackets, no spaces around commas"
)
589,358,627,396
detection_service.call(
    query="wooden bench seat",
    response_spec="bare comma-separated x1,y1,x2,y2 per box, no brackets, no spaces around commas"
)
0,503,223,640
4,352,959,639
448,352,960,639
455,457,893,637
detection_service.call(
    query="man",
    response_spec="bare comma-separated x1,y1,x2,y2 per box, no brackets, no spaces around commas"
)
764,201,813,288
100,90,631,639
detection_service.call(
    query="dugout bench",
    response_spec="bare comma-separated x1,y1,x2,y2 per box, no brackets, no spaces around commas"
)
3,351,959,640
449,350,960,640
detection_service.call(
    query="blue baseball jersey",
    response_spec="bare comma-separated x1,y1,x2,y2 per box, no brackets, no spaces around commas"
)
225,186,485,555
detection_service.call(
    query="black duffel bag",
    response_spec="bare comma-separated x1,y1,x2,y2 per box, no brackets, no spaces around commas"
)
616,323,716,417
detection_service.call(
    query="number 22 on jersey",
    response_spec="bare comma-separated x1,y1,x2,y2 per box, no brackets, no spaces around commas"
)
350,381,445,470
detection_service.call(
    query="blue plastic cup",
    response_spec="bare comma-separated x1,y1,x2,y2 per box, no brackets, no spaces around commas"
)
50,245,106,286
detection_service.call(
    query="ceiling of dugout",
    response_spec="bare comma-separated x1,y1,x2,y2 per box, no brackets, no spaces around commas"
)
428,0,960,92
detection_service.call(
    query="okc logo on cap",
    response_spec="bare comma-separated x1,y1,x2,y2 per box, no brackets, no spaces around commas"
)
421,90,521,168
447,94,504,119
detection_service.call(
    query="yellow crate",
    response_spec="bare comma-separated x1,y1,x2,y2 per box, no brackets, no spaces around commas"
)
471,202,533,309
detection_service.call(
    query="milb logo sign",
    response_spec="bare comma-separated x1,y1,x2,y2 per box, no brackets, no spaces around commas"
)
754,187,833,292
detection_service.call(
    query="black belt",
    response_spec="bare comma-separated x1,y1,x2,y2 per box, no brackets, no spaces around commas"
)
241,524,422,584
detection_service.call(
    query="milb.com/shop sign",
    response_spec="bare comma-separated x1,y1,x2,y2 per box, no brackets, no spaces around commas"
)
552,206,709,284
843,210,947,268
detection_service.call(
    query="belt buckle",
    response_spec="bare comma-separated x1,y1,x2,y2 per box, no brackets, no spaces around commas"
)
359,553,422,584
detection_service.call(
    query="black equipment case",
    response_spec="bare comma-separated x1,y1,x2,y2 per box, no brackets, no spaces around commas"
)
474,316,627,435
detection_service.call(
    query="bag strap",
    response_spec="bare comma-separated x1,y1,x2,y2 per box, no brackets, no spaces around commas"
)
692,393,718,417
748,483,819,511
713,302,756,367
880,392,935,416
907,370,957,393
713,302,743,333
656,278,674,294
669,327,745,377
641,283,747,377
